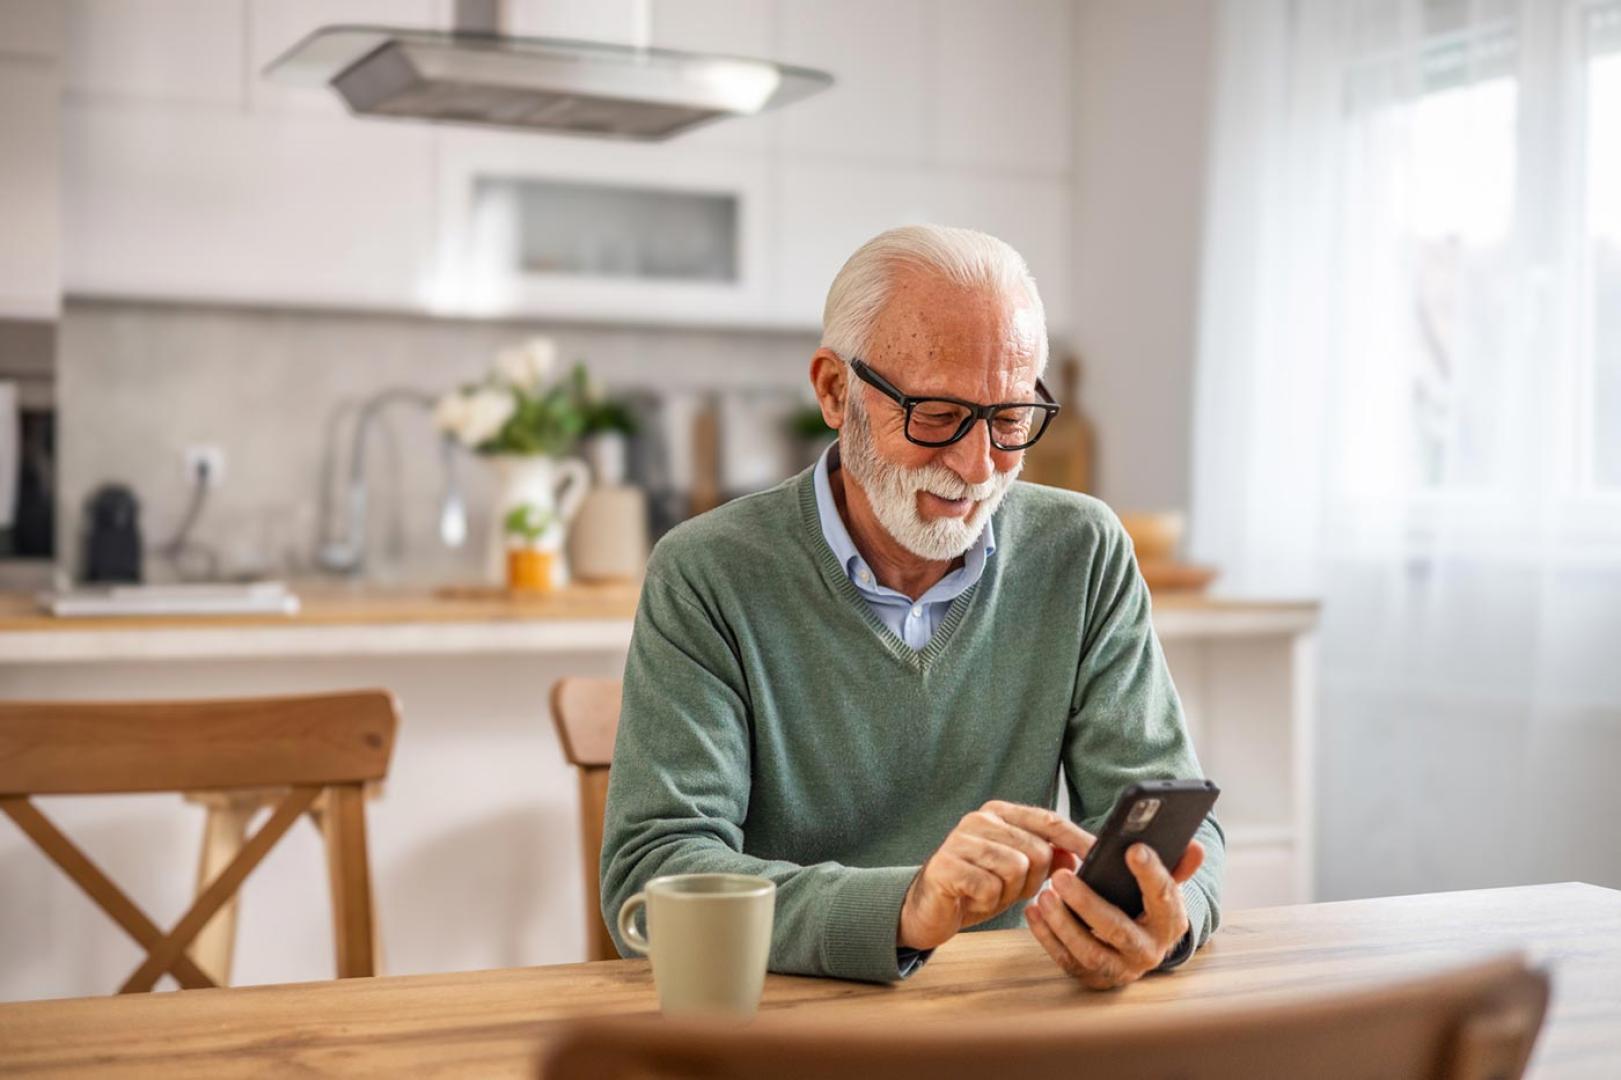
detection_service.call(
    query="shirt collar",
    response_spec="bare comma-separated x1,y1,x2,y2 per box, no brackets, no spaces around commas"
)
811,443,996,602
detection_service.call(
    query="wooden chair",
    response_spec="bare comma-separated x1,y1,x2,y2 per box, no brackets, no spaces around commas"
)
182,779,390,985
544,952,1550,1080
549,677,622,962
0,689,398,994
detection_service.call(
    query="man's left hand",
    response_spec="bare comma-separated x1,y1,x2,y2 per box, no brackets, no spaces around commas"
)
1024,840,1205,991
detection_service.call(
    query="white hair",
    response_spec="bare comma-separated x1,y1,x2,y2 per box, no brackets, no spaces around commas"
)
820,223,1048,371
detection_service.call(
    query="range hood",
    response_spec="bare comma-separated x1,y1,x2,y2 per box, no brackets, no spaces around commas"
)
263,6,832,141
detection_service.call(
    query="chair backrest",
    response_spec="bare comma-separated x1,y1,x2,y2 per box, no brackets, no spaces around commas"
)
544,953,1551,1080
549,677,622,962
0,689,398,994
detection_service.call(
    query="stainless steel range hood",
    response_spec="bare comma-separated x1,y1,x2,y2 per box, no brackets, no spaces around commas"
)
263,7,832,141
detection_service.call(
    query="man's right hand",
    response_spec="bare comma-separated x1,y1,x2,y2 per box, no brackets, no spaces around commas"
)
898,801,1095,952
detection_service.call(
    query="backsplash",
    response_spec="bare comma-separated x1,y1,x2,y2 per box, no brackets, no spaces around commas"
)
58,300,820,585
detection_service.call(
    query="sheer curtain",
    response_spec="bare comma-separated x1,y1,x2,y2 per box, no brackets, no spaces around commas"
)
1193,0,1621,900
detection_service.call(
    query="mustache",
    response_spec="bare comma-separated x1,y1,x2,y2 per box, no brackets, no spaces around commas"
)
908,465,1004,502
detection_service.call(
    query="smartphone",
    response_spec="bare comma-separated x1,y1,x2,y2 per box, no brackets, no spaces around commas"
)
1073,779,1220,920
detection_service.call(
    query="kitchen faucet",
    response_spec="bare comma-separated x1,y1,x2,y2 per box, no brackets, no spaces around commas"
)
318,388,467,576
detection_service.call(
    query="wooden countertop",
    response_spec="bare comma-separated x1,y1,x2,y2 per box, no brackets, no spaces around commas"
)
0,583,1315,633
0,582,645,664
0,582,1317,664
0,581,643,633
0,882,1612,1078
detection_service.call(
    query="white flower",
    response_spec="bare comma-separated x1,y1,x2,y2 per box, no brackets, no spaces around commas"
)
458,387,516,447
434,387,515,447
493,337,557,389
432,391,469,437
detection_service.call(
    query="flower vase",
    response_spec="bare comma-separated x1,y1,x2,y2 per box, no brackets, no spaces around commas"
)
486,454,591,587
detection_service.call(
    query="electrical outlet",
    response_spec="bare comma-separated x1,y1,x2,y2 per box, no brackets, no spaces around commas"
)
183,445,226,488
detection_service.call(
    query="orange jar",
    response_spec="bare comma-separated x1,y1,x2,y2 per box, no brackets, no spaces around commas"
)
506,547,555,594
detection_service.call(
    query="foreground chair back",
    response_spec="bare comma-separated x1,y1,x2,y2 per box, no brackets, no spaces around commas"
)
0,689,398,993
549,676,622,961
545,952,1549,1080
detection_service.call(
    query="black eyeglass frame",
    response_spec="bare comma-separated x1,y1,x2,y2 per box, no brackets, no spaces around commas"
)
847,358,1061,451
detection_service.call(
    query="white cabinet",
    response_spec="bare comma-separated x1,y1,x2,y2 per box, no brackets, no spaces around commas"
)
771,0,1073,328
430,128,776,325
931,172,1072,332
776,0,929,164
58,0,444,311
64,0,246,106
776,160,1070,330
63,102,437,310
55,0,1078,331
776,159,941,325
930,0,1072,175
1161,616,1320,908
0,59,60,318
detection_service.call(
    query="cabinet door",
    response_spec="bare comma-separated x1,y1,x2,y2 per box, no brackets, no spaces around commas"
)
0,59,60,318
64,0,245,106
931,172,1072,336
775,160,1070,333
776,160,941,327
929,0,1072,175
432,127,775,325
63,102,437,309
776,0,928,164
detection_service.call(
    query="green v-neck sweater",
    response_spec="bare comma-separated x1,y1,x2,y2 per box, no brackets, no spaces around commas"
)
600,467,1224,983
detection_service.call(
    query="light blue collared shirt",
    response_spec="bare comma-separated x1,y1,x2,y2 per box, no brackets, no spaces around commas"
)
812,443,996,650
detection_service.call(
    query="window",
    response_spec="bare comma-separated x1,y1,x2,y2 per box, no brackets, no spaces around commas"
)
1330,0,1621,508
1584,2,1621,489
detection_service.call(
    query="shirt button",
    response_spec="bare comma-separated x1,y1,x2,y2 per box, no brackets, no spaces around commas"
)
857,569,870,582
910,606,922,618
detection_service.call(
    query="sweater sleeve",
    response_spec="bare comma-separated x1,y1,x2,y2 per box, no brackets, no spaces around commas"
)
1061,511,1226,963
599,559,921,983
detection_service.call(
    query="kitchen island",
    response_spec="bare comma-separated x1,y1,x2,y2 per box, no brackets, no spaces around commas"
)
0,585,1316,1003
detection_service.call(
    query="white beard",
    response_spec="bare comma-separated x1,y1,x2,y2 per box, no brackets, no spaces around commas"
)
839,390,1019,561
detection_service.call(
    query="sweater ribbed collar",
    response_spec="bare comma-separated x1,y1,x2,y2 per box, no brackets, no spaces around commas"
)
795,462,996,670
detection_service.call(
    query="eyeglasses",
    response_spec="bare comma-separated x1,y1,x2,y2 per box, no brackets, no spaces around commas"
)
848,358,1061,451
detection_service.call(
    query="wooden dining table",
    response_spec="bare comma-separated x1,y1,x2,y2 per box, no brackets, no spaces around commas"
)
1,881,1617,1078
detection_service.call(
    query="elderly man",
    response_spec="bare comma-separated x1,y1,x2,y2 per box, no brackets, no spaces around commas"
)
601,224,1223,988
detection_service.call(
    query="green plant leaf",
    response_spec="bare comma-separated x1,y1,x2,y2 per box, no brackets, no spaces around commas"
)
502,502,554,542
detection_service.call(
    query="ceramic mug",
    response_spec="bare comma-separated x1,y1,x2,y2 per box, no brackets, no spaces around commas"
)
617,873,776,1018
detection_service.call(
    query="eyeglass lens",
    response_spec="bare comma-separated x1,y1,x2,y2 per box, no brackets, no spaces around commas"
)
905,402,1047,449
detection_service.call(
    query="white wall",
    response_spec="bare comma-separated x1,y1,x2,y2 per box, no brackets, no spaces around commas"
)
57,300,818,584
1069,0,1218,512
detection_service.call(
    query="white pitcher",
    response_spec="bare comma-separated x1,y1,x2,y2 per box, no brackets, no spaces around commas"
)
486,454,591,587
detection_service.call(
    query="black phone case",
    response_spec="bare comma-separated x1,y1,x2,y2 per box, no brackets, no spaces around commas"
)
1074,779,1219,920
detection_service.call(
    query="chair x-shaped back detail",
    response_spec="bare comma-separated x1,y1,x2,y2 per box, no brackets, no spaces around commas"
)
0,690,398,993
